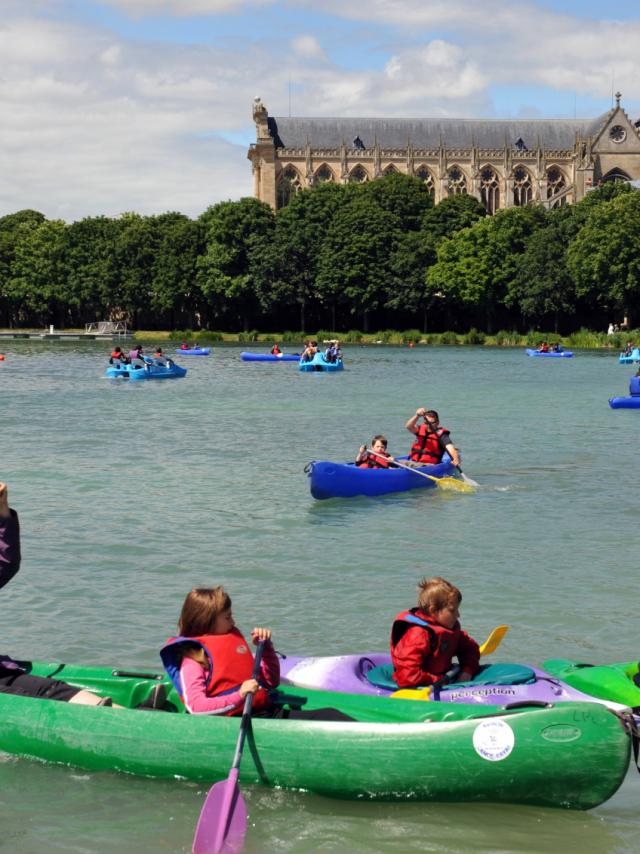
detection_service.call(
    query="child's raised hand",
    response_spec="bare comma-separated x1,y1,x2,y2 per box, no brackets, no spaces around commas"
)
239,678,259,697
251,627,272,643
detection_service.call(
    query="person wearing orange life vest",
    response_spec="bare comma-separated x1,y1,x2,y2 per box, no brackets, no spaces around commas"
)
160,587,355,720
405,409,460,468
356,435,396,469
109,346,129,365
391,576,480,689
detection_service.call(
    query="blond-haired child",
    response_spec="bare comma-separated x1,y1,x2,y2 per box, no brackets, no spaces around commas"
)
390,577,480,689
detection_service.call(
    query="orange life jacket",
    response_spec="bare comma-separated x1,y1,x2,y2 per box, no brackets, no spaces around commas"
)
358,452,391,469
409,425,449,464
160,628,269,716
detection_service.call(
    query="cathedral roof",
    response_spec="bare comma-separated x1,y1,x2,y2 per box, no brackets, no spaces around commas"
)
268,114,610,151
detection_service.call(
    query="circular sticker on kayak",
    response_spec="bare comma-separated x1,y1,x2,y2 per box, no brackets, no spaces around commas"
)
472,718,515,762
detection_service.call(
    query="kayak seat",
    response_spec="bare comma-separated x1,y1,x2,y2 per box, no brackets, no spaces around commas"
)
365,662,536,691
451,663,536,688
365,664,397,691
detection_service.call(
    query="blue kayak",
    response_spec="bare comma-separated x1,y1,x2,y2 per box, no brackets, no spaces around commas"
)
300,353,344,372
241,352,300,362
174,348,210,356
526,349,573,358
609,397,640,409
619,349,640,364
106,359,186,380
307,456,456,499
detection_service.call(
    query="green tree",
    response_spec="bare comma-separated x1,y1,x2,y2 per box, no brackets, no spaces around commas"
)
316,194,400,331
0,210,47,325
63,216,123,324
149,213,206,328
198,198,275,331
421,194,486,240
427,205,545,331
507,207,577,332
360,172,434,231
567,191,640,326
8,219,68,326
253,183,347,330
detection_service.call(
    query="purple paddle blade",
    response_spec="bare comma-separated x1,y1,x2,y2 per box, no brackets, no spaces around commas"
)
192,769,247,854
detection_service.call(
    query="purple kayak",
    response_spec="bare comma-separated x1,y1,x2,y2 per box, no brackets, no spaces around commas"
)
280,652,630,711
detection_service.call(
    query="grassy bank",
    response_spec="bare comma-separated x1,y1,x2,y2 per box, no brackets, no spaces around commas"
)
131,328,637,350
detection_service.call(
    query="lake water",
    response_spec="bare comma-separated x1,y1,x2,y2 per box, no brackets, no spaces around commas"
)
1,341,639,853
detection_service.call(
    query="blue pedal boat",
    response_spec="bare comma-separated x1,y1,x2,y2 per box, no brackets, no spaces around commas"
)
106,359,187,380
619,348,640,364
299,353,344,372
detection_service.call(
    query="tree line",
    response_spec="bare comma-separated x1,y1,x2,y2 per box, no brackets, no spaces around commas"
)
1,175,638,333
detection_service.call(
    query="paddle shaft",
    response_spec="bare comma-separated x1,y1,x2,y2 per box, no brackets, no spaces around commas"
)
230,641,265,771
194,641,265,854
365,449,444,485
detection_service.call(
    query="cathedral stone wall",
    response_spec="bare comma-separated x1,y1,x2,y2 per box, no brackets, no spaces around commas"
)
247,94,640,214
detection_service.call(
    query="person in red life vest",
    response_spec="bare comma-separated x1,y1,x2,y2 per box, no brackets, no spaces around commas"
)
405,408,460,468
270,342,281,355
180,341,190,350
161,587,354,720
356,435,396,469
109,346,129,365
537,341,550,353
391,577,480,689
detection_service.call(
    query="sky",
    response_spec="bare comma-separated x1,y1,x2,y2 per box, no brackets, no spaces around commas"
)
1,0,639,222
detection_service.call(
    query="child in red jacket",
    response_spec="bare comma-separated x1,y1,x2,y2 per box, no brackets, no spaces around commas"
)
390,577,480,689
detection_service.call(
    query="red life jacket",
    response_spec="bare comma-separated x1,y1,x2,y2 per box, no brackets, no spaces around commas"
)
111,351,122,359
390,609,458,681
358,452,391,469
160,628,270,716
409,425,449,464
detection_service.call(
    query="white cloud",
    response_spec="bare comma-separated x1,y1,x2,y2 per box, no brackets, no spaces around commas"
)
0,16,264,219
294,0,640,101
290,35,328,62
102,0,272,15
3,1,640,220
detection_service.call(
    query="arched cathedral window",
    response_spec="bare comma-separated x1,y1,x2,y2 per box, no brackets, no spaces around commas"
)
315,164,334,183
415,166,435,198
277,165,302,208
513,167,533,207
447,166,467,196
349,165,369,183
383,164,398,175
601,168,631,183
546,167,567,208
480,167,500,214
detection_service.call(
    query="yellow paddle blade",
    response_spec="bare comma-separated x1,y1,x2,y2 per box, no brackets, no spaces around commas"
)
433,476,476,494
390,687,432,701
479,625,509,656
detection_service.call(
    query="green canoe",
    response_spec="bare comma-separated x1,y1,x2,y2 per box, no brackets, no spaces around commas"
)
0,660,634,810
544,659,640,708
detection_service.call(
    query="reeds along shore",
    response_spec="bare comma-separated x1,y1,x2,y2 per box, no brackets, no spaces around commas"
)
123,328,636,349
